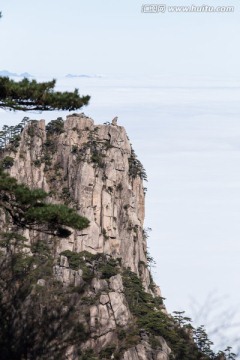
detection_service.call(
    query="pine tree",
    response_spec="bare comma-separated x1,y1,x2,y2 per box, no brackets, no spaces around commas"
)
223,347,237,360
0,167,90,236
193,325,214,357
0,77,90,111
173,311,192,327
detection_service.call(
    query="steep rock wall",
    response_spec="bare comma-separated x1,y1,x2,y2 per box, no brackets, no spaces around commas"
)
8,114,156,293
0,115,227,360
0,114,173,360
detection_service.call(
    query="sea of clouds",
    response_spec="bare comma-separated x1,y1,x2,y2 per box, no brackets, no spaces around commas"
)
1,74,240,351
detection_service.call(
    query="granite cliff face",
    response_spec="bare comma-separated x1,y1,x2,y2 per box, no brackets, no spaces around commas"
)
9,114,153,292
0,114,214,360
2,114,170,360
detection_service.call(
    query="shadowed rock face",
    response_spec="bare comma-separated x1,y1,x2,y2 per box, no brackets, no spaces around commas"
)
2,114,171,360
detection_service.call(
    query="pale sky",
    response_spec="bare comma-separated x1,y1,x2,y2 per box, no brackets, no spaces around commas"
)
1,0,240,353
0,0,240,78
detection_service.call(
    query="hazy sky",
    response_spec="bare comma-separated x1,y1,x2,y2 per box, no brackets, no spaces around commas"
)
1,0,240,78
1,0,240,352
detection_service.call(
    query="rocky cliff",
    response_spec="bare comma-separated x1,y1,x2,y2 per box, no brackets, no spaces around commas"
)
9,114,154,291
0,114,218,360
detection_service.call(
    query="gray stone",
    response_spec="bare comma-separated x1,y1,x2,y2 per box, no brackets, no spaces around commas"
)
157,337,171,357
60,255,69,267
37,279,46,286
8,115,152,288
108,292,131,327
5,115,170,360
122,348,139,360
91,278,109,292
99,294,109,305
89,304,116,336
109,274,123,292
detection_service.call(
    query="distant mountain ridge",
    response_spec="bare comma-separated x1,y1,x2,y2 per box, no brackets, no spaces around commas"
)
0,70,33,78
65,73,102,78
0,70,104,79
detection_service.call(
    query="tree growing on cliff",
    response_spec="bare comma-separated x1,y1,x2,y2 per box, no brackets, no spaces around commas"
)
0,167,90,236
0,77,90,111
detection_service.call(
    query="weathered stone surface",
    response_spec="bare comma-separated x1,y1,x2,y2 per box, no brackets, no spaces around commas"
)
122,340,171,360
82,331,116,354
157,337,171,359
89,303,116,336
135,344,149,360
108,292,131,327
4,114,169,360
109,274,123,292
65,346,76,360
99,294,109,305
123,348,140,360
53,264,83,287
7,114,153,290
37,279,46,287
60,255,69,267
91,278,109,292
156,353,170,360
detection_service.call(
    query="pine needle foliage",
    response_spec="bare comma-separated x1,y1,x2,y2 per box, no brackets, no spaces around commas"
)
0,77,90,111
0,168,89,236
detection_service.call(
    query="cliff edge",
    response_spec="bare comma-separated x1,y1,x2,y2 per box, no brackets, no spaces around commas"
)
0,114,217,360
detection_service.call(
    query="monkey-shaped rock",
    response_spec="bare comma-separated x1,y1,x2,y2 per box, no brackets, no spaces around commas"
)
111,116,118,126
